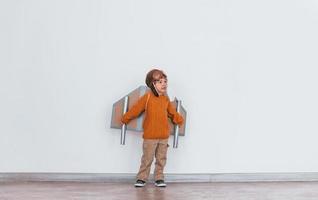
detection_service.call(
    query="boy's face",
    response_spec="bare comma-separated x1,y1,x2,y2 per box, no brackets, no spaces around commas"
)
153,77,168,95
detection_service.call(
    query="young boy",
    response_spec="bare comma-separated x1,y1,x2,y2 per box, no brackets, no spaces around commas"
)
121,69,184,187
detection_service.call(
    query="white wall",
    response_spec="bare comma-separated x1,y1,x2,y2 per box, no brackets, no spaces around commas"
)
1,0,318,173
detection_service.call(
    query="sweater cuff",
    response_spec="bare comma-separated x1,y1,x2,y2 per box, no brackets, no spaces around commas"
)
173,115,184,125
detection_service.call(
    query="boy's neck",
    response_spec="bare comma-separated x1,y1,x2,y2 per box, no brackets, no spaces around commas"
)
152,91,164,96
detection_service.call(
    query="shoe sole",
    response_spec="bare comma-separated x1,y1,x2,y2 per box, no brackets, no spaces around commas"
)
155,183,166,187
134,183,146,187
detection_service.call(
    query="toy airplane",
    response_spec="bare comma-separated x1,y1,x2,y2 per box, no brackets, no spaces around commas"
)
111,86,187,148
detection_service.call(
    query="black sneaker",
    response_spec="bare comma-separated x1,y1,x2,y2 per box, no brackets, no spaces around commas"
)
134,179,146,187
155,180,166,187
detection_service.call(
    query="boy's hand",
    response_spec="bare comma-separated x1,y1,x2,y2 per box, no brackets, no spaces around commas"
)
121,117,128,125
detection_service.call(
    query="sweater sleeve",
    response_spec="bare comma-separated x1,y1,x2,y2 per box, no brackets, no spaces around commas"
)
121,93,148,124
167,101,184,126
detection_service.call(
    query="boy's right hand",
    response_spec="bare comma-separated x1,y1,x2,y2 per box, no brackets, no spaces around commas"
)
121,116,128,125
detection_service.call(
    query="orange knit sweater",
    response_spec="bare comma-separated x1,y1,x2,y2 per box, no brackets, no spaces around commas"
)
121,92,184,139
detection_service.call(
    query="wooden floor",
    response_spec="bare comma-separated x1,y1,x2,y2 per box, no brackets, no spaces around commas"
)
1,181,318,200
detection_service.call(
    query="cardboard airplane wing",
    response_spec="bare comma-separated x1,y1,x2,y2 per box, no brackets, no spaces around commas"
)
111,86,187,135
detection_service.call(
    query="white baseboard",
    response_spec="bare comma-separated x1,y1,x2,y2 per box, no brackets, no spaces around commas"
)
1,173,318,183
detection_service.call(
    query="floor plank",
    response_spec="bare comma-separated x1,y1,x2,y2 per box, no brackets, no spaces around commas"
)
1,181,318,200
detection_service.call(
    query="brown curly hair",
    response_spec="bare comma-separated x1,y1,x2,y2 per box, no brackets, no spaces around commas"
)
145,69,167,96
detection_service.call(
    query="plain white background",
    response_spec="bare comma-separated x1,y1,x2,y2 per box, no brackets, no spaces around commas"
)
1,0,318,173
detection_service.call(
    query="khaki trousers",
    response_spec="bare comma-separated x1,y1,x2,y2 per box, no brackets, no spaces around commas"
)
136,139,169,181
